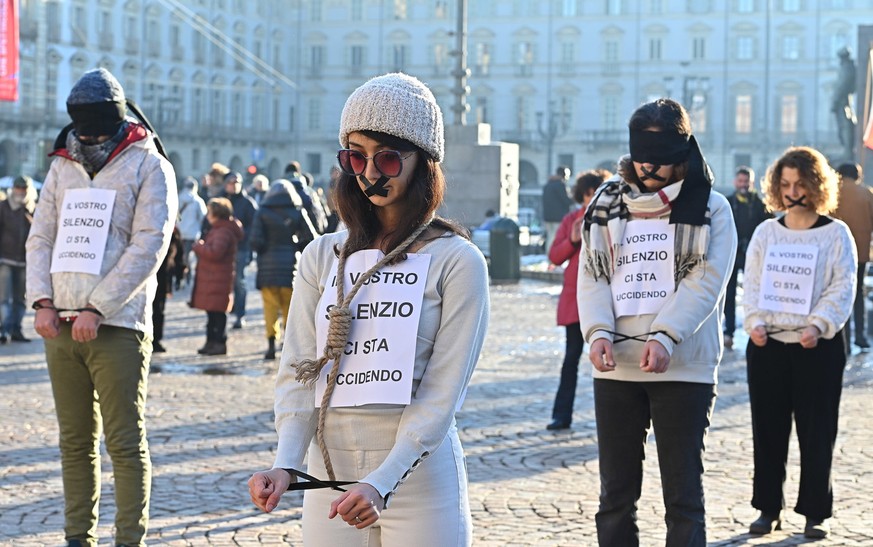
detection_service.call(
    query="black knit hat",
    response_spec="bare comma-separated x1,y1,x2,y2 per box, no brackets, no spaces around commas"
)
66,68,127,137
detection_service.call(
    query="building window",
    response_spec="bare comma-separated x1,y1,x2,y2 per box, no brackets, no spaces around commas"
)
560,42,575,74
516,96,530,130
474,43,490,76
351,0,363,20
606,0,622,15
605,40,619,63
517,42,534,77
692,37,705,60
392,45,408,72
306,153,322,175
72,6,86,45
309,46,325,77
252,95,263,129
394,0,408,19
212,89,224,126
781,0,800,11
435,1,448,18
647,0,664,13
232,93,243,128
311,0,322,21
737,0,754,11
737,36,753,60
782,35,800,60
475,96,488,124
46,1,60,42
194,33,205,63
603,95,619,130
433,43,448,75
780,95,798,133
560,96,573,132
308,98,321,131
193,88,204,125
351,45,365,76
561,0,578,16
688,0,711,13
735,94,752,133
649,38,662,61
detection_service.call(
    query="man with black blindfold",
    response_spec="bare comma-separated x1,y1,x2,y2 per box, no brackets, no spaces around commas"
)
26,68,176,547
578,98,737,546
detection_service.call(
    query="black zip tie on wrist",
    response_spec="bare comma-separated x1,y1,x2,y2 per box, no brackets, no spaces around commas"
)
54,307,103,317
602,329,678,345
764,326,806,335
282,468,356,492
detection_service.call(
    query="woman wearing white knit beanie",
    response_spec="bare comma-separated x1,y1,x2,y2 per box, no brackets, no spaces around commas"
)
249,73,489,546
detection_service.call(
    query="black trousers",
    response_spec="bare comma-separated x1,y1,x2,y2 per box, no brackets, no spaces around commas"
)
550,323,585,424
724,265,741,336
593,379,716,547
746,333,846,520
206,311,227,342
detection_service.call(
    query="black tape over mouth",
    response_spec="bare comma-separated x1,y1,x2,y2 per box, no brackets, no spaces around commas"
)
359,175,390,197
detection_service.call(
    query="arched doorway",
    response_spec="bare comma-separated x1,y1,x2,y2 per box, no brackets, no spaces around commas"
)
168,152,184,188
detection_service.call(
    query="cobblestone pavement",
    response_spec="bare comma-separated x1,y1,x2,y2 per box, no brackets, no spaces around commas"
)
1,276,872,546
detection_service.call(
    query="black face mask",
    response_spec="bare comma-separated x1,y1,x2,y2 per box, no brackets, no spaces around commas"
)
67,101,127,137
358,174,390,197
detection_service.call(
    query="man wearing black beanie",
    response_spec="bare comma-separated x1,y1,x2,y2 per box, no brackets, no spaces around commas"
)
26,67,177,547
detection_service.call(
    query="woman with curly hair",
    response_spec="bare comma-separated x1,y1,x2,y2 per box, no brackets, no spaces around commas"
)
742,146,856,539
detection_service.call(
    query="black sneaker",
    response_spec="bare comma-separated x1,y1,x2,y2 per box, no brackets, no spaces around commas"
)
153,341,167,353
10,332,30,342
0,335,7,344
546,420,571,431
232,317,245,329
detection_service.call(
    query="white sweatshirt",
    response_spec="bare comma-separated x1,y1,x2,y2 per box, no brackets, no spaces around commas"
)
742,217,856,343
272,230,489,502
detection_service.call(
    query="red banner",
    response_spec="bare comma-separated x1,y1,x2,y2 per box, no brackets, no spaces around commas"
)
0,0,19,102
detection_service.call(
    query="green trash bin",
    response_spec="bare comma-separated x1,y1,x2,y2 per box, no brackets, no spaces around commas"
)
489,217,520,283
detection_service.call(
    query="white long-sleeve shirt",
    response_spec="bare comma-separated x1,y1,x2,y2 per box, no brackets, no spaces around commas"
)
272,230,489,502
742,217,856,343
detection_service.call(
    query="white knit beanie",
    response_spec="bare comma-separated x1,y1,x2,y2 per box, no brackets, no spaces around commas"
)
339,73,445,162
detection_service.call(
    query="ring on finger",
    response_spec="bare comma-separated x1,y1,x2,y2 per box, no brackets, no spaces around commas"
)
354,516,363,523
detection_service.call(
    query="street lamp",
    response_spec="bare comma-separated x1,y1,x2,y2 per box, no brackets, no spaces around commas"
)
537,101,567,176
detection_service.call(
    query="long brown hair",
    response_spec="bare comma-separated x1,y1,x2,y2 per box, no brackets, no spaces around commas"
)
333,130,468,263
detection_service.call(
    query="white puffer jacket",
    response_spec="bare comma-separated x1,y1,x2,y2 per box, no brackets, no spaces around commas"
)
26,124,177,336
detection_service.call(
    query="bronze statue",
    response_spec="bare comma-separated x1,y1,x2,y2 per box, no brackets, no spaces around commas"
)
832,47,857,161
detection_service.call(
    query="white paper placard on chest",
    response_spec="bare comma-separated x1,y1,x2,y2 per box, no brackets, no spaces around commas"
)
51,188,116,275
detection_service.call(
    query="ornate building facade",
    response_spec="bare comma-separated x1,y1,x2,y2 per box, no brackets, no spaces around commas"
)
1,0,866,206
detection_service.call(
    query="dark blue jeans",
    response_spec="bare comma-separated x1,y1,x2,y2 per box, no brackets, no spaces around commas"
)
551,323,585,424
593,379,716,547
0,264,26,336
231,249,249,319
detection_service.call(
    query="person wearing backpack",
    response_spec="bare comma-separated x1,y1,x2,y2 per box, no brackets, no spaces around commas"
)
250,179,318,359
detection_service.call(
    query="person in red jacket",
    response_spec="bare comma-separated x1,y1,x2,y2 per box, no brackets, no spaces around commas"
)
190,197,243,355
546,169,611,430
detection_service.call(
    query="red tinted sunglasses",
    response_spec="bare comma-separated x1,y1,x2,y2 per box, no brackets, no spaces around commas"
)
337,149,415,178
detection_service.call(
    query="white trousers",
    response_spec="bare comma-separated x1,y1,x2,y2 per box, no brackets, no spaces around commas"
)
301,408,471,547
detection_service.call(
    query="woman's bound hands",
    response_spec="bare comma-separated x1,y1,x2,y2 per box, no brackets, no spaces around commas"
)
248,468,293,513
330,483,384,529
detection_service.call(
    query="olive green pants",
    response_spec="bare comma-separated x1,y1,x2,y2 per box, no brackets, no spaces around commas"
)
45,324,152,547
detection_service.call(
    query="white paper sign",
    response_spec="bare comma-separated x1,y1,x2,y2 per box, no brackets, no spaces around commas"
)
314,250,431,407
50,188,116,275
611,218,675,317
757,244,818,315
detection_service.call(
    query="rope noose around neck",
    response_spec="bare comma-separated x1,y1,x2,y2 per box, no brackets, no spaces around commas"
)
293,222,430,481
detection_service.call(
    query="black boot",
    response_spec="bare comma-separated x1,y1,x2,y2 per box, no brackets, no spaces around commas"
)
203,336,227,356
264,337,276,360
749,511,782,535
